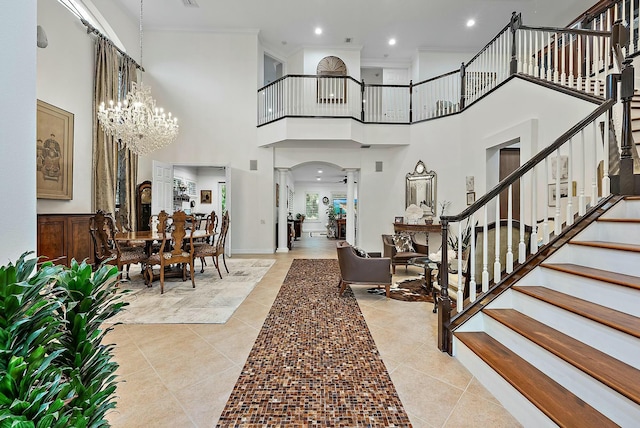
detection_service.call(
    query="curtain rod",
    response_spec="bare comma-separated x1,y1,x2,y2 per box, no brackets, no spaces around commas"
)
80,18,145,72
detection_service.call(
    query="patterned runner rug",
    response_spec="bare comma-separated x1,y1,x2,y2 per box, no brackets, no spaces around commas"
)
216,259,411,427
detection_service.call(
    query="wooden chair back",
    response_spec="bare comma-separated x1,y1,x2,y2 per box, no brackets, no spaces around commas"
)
215,211,230,253
159,211,195,264
89,210,119,262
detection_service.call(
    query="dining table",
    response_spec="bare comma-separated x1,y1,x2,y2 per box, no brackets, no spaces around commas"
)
114,229,214,284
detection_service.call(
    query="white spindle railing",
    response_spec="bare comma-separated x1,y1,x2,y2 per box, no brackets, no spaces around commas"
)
363,85,410,123
412,70,461,121
515,27,611,96
438,99,614,330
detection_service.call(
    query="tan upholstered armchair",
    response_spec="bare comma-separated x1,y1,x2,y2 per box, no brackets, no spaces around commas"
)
336,241,392,298
381,234,429,273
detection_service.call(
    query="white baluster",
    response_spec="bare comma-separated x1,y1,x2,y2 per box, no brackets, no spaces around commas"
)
579,129,587,215
534,30,540,78
577,35,583,91
561,33,566,86
603,112,611,196
631,0,637,55
592,121,598,203
586,32,592,93
469,212,476,298
519,178,526,263
457,223,464,308
506,185,513,274
482,204,489,292
494,197,502,283
531,166,538,254
569,34,574,87
554,148,562,236
543,157,550,244
547,32,552,81
567,137,574,226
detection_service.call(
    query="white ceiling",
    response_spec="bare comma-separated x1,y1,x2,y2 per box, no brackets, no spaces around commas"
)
107,0,594,183
112,0,594,64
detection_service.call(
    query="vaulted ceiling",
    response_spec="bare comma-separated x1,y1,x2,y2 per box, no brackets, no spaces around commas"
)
112,0,594,64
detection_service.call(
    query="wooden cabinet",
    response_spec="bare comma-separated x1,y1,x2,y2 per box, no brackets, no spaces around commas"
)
37,214,95,267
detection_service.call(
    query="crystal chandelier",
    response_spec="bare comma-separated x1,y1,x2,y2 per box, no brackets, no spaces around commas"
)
97,0,178,156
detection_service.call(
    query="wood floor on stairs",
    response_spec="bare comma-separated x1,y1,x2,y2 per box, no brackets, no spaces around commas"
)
484,308,640,406
542,263,640,290
455,332,616,428
513,286,640,339
570,240,640,253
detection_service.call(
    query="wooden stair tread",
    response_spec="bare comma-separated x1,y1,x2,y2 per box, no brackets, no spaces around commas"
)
455,332,615,427
571,240,640,253
541,263,640,290
513,286,640,339
597,218,640,223
484,309,640,405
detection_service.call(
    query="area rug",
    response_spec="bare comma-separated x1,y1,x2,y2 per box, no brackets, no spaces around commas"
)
216,259,411,427
107,258,274,324
385,276,435,302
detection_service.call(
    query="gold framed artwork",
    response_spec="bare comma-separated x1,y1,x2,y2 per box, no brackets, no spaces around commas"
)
200,189,212,204
36,100,74,199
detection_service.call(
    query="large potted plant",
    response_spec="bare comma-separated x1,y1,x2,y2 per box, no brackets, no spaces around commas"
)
0,252,127,426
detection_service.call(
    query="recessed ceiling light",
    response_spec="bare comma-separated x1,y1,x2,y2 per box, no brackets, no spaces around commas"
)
315,27,322,35
318,170,323,174
388,38,396,46
316,177,321,181
466,19,476,27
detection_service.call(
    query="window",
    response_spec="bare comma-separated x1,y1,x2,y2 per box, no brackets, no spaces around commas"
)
305,193,319,220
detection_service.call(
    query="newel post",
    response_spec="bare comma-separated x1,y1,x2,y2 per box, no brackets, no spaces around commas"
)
509,11,521,75
361,79,366,122
619,58,636,194
459,62,466,110
438,220,453,354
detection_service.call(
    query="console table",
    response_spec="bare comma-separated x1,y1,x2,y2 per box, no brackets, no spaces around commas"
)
393,222,441,249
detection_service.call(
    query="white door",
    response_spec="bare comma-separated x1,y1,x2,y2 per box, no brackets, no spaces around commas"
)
152,160,173,215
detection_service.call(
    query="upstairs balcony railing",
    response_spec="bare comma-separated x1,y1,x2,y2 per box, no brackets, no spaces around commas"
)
258,11,620,127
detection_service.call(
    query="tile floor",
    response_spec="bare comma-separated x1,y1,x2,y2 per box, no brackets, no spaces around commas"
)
105,234,521,427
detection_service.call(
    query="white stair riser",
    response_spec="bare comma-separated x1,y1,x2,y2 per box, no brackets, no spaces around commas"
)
545,244,640,277
454,338,557,428
600,200,640,219
537,268,640,318
511,290,640,369
482,314,640,426
573,221,640,246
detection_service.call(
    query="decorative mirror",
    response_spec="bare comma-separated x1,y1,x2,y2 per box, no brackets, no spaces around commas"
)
406,160,436,216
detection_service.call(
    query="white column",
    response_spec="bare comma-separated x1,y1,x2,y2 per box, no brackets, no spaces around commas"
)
345,169,357,245
276,168,289,253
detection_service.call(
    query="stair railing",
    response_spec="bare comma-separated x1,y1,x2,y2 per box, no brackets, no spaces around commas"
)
437,79,623,354
258,13,616,127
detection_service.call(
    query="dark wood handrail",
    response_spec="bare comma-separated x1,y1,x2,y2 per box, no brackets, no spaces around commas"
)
440,97,616,223
519,24,612,37
466,23,511,66
258,74,361,92
413,69,460,86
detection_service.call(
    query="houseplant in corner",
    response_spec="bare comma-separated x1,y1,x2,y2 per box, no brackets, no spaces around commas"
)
0,253,127,426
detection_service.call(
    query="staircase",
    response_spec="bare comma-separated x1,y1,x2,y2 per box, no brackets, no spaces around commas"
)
453,196,640,427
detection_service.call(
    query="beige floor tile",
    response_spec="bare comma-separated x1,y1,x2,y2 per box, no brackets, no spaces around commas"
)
390,365,465,426
107,235,514,426
152,347,235,391
444,390,522,427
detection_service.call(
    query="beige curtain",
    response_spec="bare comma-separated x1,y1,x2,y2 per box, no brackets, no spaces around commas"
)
93,37,120,214
118,57,139,230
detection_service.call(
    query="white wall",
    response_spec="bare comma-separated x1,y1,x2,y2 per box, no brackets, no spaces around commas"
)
414,50,475,82
36,0,95,214
300,47,362,79
195,166,226,215
0,0,37,262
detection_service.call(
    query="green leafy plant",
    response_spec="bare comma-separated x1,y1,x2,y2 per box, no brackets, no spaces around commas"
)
448,218,474,254
0,253,128,427
56,259,127,427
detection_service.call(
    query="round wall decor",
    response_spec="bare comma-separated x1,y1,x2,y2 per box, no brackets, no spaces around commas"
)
322,196,330,205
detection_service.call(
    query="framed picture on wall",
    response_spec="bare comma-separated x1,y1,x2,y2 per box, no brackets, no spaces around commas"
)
36,100,74,199
200,189,212,204
394,216,404,224
466,192,475,205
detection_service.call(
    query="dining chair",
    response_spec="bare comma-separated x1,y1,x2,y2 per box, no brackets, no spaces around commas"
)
144,211,196,294
190,210,218,256
193,211,229,278
89,210,148,279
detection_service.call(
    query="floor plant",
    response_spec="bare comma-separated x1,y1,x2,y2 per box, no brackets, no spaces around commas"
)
0,253,127,427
